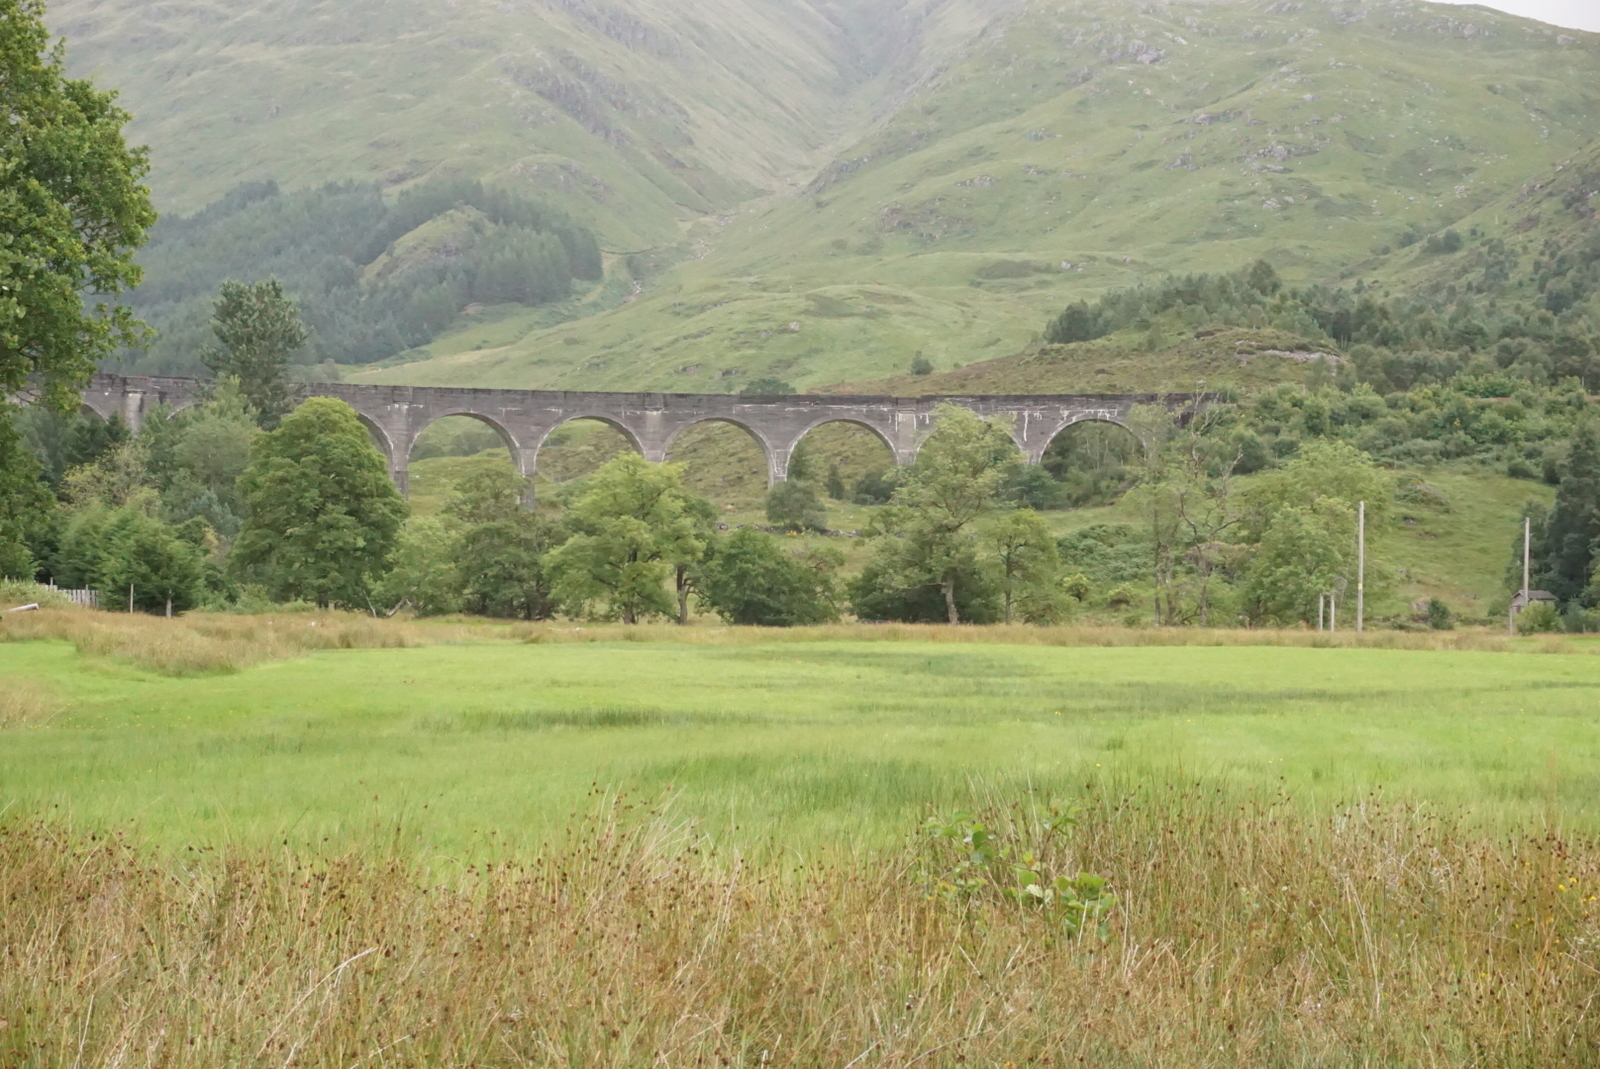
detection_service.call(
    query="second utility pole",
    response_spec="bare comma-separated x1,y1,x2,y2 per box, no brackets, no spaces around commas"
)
1357,501,1366,634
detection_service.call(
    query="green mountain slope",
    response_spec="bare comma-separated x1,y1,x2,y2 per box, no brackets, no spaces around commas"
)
55,0,1600,391
1363,130,1600,303
50,0,1009,245
341,0,1600,392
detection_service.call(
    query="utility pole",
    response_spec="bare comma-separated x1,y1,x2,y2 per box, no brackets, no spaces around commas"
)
1356,501,1366,634
1512,515,1532,636
1524,515,1532,597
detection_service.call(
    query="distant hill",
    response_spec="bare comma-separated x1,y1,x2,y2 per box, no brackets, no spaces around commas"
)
52,0,999,246
58,0,1600,391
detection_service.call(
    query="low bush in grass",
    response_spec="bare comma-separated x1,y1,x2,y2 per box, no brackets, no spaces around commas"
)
1518,601,1564,634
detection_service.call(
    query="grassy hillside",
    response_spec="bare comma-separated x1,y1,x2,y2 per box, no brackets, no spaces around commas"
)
341,0,1600,392
51,0,1003,246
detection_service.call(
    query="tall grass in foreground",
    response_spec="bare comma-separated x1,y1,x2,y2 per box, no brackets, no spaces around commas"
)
5,786,1599,1067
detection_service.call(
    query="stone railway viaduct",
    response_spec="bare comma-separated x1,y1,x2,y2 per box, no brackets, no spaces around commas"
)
77,374,1199,495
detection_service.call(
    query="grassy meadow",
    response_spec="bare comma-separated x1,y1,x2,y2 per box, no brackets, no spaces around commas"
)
4,612,1599,854
7,613,1600,1065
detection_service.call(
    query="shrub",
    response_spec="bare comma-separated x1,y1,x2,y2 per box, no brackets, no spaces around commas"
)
696,528,840,626
1425,598,1453,630
1104,583,1137,610
849,552,1001,624
741,377,795,396
1516,601,1562,634
1060,573,1092,601
766,479,828,532
852,469,898,505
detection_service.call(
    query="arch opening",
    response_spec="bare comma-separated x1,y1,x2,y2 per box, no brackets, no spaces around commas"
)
354,412,396,464
532,417,640,499
1037,419,1143,509
665,419,769,514
406,414,518,516
790,420,898,520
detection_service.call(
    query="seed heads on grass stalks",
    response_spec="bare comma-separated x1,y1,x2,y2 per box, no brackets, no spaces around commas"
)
8,785,1596,1067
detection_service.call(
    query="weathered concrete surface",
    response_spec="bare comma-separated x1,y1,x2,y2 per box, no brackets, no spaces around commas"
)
78,374,1200,494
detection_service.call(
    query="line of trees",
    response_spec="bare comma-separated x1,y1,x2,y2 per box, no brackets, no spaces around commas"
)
1045,257,1600,392
22,380,1598,632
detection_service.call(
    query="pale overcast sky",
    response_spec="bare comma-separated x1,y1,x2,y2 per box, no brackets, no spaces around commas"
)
1432,0,1600,32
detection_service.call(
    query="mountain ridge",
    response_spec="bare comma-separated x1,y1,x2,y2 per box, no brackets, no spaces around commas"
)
55,0,1600,392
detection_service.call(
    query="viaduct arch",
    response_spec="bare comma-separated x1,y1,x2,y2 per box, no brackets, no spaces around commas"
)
75,374,1201,495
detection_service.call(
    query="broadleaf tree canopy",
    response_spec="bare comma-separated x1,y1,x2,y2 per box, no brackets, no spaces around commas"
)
0,0,156,405
1,0,154,574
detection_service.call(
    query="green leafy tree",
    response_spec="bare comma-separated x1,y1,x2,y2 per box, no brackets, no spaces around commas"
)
766,479,828,532
1002,464,1067,510
850,549,1000,624
232,398,407,609
546,453,710,624
1127,406,1243,627
375,516,463,617
0,415,49,578
985,509,1064,624
1246,259,1281,296
1044,301,1103,344
144,380,261,540
202,280,310,427
93,508,207,614
1234,439,1389,626
1241,439,1391,541
1534,420,1600,605
696,528,841,626
446,466,564,620
1517,600,1562,634
1240,499,1355,626
0,0,155,568
0,0,156,408
59,439,150,509
825,467,847,500
862,405,1018,624
671,492,718,625
50,503,205,612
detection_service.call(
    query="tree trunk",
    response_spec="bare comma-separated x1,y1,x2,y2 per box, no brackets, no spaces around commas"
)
944,575,960,625
1003,586,1014,625
622,603,636,625
676,565,691,625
